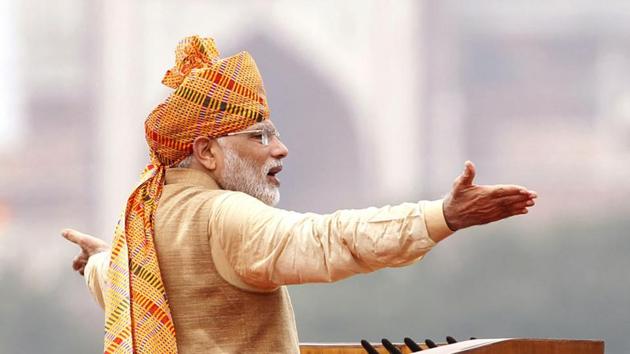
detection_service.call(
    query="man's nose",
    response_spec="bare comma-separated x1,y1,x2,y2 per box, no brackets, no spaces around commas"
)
269,137,289,159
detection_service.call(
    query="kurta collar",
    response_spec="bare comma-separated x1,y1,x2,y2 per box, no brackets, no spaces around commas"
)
165,168,221,190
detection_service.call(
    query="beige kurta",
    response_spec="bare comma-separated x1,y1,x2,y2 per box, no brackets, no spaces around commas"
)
85,168,452,353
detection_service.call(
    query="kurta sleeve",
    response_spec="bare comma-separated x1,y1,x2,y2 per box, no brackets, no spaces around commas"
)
84,251,110,310
208,192,453,291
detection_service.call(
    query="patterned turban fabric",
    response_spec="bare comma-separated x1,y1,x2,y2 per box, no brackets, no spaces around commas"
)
104,35,270,354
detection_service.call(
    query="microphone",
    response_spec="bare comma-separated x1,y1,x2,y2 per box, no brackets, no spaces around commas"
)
360,339,380,354
381,338,402,354
424,339,437,348
404,337,423,351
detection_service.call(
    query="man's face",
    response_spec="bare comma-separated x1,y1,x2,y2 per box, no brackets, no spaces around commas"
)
214,121,288,206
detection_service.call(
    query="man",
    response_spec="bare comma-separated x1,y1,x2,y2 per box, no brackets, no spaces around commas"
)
63,36,537,354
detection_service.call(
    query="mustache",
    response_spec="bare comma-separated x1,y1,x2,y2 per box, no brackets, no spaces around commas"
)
264,160,283,172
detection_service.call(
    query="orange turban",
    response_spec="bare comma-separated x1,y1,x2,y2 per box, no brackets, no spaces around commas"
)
104,36,269,354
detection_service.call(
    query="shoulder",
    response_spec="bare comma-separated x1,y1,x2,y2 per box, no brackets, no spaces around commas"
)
162,183,227,203
209,190,293,230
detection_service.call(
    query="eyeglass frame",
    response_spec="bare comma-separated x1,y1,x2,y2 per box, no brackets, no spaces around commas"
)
225,127,281,146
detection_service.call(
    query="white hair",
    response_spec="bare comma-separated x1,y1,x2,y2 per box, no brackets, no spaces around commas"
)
175,154,193,168
175,136,228,168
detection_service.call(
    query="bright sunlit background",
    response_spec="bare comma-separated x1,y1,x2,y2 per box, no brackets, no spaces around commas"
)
1,0,630,353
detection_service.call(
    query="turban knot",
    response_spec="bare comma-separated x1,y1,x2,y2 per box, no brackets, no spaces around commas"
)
162,36,220,89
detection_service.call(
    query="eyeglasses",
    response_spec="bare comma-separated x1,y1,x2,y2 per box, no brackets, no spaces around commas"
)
225,127,281,146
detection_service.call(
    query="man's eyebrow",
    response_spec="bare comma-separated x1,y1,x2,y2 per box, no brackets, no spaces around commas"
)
248,122,275,131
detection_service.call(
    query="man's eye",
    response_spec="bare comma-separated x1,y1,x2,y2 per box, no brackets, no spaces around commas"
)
251,134,264,141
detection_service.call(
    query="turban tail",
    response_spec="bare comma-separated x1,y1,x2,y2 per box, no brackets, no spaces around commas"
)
103,36,270,354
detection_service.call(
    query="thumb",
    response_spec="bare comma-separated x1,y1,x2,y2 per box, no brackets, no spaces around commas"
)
458,161,476,187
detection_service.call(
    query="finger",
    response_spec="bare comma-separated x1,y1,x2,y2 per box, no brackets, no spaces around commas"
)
490,185,529,198
465,160,476,184
498,207,530,221
62,229,109,256
72,254,86,271
496,194,534,206
61,228,89,247
509,199,536,210
452,162,475,191
505,206,530,218
459,161,476,187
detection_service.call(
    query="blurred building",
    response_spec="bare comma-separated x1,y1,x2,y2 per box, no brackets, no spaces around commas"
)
421,0,630,218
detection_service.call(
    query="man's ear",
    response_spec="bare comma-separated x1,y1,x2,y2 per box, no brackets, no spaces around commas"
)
192,136,222,171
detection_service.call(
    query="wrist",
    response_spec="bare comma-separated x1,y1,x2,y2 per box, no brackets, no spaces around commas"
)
424,199,455,243
89,248,110,258
442,195,459,232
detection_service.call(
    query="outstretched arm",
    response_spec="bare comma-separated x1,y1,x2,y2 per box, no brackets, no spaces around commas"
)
214,161,537,290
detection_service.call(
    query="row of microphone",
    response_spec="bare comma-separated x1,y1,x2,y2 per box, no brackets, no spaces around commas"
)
361,336,477,353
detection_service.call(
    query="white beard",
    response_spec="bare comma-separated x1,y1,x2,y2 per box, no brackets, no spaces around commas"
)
218,146,281,206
